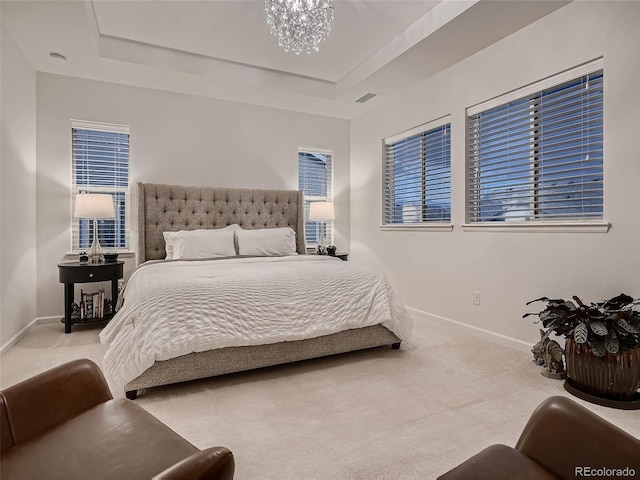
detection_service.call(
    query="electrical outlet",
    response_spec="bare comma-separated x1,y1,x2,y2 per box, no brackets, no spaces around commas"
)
472,291,481,306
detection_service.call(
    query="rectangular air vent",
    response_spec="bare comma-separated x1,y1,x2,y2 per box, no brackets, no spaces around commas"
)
354,92,378,104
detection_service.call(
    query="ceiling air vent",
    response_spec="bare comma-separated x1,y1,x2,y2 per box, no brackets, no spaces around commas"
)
354,92,378,104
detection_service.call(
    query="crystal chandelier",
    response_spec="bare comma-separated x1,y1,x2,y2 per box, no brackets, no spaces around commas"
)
265,0,335,55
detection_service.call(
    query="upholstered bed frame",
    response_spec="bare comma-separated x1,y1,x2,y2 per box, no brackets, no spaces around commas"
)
124,182,401,399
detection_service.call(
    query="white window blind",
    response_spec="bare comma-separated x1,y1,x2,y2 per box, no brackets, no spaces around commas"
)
467,62,603,223
71,120,130,252
298,147,333,245
384,118,451,224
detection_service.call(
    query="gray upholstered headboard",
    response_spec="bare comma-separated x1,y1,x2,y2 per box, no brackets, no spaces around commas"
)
137,182,306,263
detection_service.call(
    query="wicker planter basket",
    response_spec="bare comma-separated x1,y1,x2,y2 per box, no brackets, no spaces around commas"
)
565,338,640,401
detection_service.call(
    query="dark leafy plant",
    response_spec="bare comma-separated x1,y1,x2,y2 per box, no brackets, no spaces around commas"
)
523,293,640,357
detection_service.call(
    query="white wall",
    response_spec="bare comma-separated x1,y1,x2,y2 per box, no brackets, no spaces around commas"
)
350,1,640,347
36,74,350,317
0,21,37,348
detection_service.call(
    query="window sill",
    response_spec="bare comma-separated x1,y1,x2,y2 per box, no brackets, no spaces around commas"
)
460,222,610,233
66,251,135,257
380,224,453,232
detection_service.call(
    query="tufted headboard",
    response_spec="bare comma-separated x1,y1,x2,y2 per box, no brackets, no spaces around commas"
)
137,182,306,263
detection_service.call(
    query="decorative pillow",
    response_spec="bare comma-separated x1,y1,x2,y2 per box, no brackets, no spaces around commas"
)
236,227,297,256
173,228,236,259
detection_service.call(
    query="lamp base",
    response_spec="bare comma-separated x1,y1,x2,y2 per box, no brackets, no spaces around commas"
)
88,249,104,264
88,218,104,263
317,228,328,255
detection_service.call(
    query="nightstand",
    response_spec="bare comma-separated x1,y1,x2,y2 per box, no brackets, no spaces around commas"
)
58,261,124,333
332,252,349,261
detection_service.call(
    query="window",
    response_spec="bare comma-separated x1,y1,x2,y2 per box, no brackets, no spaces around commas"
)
383,118,451,225
467,62,603,223
298,147,333,246
72,120,130,252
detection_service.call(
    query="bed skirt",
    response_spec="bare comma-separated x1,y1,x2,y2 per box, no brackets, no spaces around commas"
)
125,324,401,397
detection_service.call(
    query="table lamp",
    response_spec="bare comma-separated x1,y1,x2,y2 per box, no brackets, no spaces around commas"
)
309,201,335,255
74,193,115,263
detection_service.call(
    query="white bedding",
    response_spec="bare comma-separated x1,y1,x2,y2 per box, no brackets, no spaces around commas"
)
100,255,412,389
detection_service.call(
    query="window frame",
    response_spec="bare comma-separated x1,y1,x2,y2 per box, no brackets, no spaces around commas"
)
71,120,131,253
464,59,609,232
298,147,334,247
382,115,453,231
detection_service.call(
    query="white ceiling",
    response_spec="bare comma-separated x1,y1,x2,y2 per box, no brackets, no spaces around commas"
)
1,0,570,119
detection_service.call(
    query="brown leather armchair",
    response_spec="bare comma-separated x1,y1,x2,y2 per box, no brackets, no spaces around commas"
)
1,359,234,480
439,395,640,480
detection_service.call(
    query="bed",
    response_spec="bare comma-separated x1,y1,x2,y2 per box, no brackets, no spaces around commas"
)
100,183,412,399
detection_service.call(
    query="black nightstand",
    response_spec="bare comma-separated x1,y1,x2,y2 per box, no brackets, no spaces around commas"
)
58,261,124,333
332,252,349,261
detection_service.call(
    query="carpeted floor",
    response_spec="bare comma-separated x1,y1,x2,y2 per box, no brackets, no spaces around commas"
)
2,316,639,479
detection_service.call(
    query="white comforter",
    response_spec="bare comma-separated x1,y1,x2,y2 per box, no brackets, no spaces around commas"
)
100,255,412,388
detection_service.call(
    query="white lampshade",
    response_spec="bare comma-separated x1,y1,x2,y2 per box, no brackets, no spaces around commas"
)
309,201,335,221
74,194,116,219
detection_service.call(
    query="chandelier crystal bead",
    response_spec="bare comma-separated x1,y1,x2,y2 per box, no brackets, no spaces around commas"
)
265,0,335,55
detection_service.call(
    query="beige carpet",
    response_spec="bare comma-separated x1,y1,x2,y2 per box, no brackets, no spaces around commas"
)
2,316,639,479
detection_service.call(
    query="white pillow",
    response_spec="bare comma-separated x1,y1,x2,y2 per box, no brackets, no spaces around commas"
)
163,231,180,259
173,228,236,259
236,227,297,256
162,224,240,260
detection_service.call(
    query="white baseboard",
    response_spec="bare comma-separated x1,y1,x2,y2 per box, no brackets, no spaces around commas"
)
2,309,534,357
0,315,61,357
36,315,61,324
0,317,39,356
407,306,533,354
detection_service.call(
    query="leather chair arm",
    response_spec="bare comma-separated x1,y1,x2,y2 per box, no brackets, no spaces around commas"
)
516,396,640,478
153,447,235,480
438,444,559,480
1,359,112,450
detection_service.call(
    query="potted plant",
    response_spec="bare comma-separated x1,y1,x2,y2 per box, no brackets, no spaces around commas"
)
524,293,640,406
